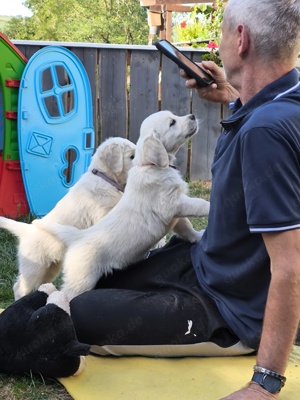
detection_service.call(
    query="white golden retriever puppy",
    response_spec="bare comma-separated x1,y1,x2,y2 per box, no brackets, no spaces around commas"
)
37,111,210,301
0,137,136,300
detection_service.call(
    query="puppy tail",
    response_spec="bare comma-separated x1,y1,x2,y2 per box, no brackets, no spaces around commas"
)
32,220,82,246
0,216,32,238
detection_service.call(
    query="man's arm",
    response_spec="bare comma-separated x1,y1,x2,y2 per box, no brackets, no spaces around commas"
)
220,229,300,399
258,230,300,374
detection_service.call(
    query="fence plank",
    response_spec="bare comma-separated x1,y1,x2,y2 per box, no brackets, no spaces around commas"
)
98,48,128,142
160,53,190,115
191,93,221,181
67,47,98,139
187,52,220,180
160,52,192,176
129,49,160,143
16,44,41,61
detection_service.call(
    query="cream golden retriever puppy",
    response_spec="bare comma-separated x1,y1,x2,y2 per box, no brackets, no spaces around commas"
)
0,137,135,300
37,111,210,301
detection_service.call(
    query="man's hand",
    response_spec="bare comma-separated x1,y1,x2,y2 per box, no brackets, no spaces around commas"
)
220,382,279,400
180,61,239,106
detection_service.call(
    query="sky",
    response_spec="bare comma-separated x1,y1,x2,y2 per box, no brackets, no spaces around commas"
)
0,0,32,17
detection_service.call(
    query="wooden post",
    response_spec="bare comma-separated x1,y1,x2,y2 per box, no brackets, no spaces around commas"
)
165,10,172,42
147,5,163,44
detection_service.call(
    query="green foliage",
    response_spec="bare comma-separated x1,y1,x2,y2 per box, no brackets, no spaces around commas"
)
172,1,225,66
3,16,36,41
3,0,149,44
173,0,225,46
0,16,11,31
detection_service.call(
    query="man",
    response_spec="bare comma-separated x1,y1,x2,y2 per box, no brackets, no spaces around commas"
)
181,1,300,398
71,1,300,398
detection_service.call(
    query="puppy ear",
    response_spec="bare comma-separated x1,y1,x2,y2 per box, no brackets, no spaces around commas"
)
102,143,123,174
142,135,169,168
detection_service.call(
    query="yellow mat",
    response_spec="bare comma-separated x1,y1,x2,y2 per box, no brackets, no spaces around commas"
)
59,347,300,400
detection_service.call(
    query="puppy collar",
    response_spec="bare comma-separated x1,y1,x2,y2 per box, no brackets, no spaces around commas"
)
91,169,124,192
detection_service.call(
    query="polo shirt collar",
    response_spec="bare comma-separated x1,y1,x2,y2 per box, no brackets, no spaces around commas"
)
221,69,300,130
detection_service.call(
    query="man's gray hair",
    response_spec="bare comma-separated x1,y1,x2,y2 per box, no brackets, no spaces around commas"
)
225,0,300,62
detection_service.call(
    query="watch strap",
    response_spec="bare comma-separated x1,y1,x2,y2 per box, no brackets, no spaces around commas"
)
252,365,286,394
251,372,284,394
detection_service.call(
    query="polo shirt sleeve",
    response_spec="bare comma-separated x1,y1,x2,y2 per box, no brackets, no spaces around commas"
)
241,126,300,232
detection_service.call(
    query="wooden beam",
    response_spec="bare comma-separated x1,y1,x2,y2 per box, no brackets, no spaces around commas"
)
140,1,208,6
149,5,163,11
165,5,194,12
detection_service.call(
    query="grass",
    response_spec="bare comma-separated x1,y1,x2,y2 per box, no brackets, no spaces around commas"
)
0,375,72,400
188,180,211,231
0,181,210,399
0,229,18,308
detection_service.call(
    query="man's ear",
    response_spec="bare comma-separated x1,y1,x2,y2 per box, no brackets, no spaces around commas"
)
142,134,169,168
237,24,250,57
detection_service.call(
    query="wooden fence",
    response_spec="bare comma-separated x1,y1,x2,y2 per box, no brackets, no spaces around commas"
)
13,40,230,181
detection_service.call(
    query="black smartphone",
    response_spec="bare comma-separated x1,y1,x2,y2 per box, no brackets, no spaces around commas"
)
155,39,215,87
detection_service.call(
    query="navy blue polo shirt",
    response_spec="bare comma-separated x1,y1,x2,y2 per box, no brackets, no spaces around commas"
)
191,69,300,350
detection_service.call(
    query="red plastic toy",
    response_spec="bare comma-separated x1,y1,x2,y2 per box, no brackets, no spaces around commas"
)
0,32,29,217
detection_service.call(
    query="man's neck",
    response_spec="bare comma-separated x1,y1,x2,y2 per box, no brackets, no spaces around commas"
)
238,62,295,105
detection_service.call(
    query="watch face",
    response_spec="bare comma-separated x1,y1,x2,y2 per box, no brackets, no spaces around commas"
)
263,375,282,393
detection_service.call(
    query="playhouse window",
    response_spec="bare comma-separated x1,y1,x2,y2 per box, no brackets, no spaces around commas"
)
43,96,59,118
42,68,53,92
41,65,75,119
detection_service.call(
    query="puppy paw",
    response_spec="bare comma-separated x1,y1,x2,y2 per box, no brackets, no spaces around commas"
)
192,229,205,243
47,290,70,315
38,283,57,296
200,200,210,216
183,229,205,243
190,231,203,243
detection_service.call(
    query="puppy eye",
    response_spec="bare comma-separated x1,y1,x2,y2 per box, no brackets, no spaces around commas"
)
130,155,135,160
170,119,176,127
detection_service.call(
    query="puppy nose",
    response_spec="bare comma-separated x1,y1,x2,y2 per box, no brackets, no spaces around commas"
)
189,114,195,120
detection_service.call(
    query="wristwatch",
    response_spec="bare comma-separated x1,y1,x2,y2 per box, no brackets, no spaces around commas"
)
251,365,286,394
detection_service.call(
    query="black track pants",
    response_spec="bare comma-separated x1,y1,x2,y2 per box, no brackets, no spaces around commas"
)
70,237,250,357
